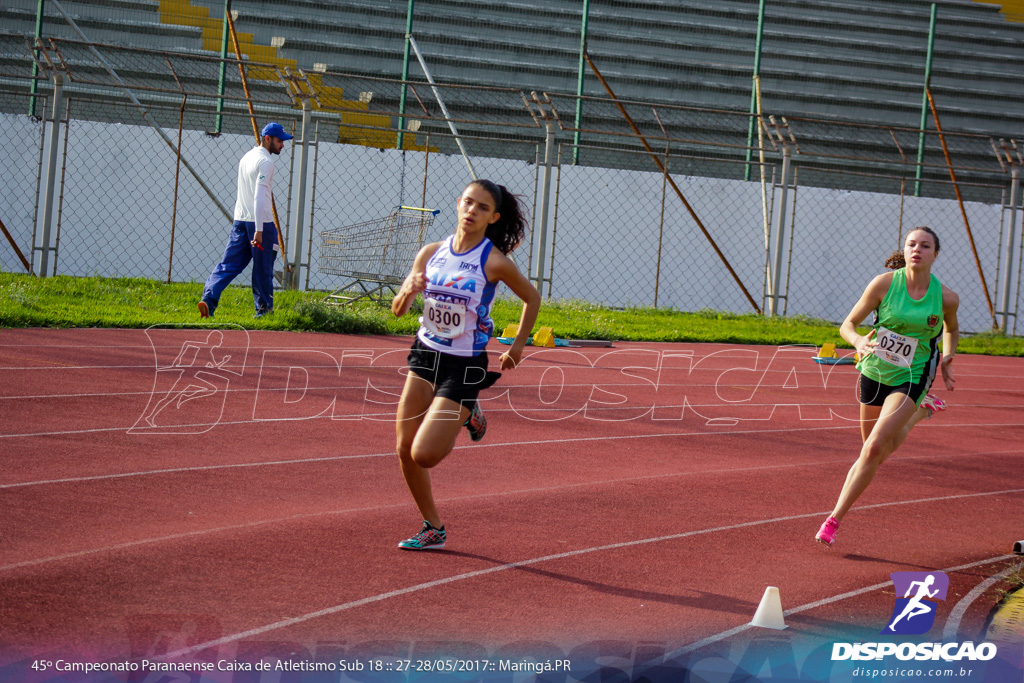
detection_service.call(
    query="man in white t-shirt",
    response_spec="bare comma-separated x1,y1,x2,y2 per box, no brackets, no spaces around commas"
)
198,122,293,318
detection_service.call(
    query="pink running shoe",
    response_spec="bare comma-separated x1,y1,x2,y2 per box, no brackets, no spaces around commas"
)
815,516,840,547
920,393,946,418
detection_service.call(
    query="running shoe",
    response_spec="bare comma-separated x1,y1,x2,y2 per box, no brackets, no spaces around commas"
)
464,402,487,442
398,521,446,550
198,300,211,318
815,516,840,547
920,393,947,419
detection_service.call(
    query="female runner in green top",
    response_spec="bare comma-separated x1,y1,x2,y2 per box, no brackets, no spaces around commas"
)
815,227,959,547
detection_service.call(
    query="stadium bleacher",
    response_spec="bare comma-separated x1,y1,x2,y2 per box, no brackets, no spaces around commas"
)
2,0,1021,176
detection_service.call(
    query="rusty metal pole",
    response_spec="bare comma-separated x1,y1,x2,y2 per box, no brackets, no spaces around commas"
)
926,88,997,328
0,217,33,274
227,5,289,270
585,53,762,314
168,94,186,283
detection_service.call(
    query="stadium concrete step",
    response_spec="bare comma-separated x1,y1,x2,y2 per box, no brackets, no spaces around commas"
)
980,0,1024,21
5,0,168,26
3,0,1019,161
1,3,203,51
149,0,433,149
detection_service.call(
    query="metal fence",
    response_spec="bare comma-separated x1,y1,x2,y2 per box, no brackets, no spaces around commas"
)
1,36,1021,335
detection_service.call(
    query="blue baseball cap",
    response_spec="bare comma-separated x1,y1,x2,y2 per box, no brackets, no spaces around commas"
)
261,122,293,141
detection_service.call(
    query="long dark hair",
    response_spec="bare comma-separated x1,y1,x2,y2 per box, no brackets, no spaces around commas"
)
468,179,528,255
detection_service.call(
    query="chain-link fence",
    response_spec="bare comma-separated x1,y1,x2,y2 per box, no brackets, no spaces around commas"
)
1,35,1022,334
0,90,45,276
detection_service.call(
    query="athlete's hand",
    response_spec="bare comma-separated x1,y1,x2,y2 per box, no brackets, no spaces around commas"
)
251,231,263,249
406,271,428,294
854,329,877,357
940,355,955,391
499,347,523,370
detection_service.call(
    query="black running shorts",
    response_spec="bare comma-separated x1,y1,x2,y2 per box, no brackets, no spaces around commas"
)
858,372,932,408
407,338,501,406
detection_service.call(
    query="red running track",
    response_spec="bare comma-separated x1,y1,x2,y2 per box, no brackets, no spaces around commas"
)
0,327,1021,665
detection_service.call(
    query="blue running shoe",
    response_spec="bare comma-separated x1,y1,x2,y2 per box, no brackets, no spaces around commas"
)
398,521,446,550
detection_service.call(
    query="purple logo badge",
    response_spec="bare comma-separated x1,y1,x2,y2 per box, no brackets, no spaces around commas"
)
882,571,949,635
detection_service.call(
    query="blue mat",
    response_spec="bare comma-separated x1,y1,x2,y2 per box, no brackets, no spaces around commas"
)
812,356,856,365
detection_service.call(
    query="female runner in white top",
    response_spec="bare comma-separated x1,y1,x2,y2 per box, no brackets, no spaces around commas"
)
390,180,541,550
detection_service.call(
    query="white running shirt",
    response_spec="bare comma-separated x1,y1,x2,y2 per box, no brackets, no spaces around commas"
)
233,145,274,226
417,236,498,357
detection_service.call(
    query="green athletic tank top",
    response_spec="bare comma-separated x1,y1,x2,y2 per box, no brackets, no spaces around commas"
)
856,268,944,387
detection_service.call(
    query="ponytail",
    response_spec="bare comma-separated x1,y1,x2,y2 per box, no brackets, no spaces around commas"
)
885,250,905,270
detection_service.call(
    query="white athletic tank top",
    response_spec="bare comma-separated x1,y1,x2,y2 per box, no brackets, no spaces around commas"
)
417,236,498,357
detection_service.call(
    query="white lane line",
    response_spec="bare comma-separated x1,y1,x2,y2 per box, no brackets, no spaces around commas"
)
0,450,390,489
0,385,377,401
0,410,1021,441
942,561,1024,642
665,554,1020,660
1,377,1023,408
153,491,1024,660
3,366,1020,379
0,424,865,487
8,449,1019,571
1,378,1021,410
3,423,1023,490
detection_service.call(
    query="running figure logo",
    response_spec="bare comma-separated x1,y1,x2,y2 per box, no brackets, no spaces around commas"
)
883,571,949,635
131,325,249,434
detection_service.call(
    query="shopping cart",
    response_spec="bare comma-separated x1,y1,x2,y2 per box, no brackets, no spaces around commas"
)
318,206,440,305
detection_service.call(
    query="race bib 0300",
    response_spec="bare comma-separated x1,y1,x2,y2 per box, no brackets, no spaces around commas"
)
423,298,467,339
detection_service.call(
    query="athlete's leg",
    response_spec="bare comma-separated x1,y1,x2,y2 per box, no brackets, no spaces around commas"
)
410,395,471,470
396,372,439,527
888,404,931,453
858,375,883,443
831,390,919,522
838,402,882,498
888,352,943,450
859,402,882,443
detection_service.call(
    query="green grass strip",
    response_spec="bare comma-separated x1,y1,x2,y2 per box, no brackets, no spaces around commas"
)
1,273,1021,356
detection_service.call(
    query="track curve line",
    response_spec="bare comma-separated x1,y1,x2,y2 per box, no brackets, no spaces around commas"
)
156,489,1024,661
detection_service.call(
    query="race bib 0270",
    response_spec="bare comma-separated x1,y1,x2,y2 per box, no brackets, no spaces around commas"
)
422,298,467,339
873,326,918,367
